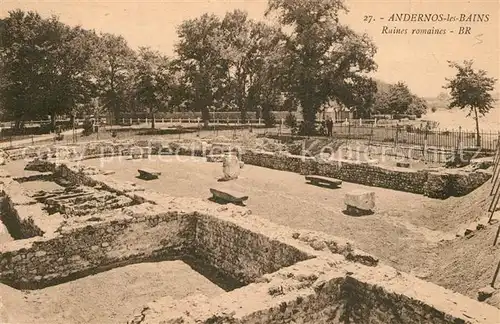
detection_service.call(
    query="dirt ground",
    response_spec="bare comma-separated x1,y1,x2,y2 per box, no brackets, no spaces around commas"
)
81,156,500,307
0,261,224,324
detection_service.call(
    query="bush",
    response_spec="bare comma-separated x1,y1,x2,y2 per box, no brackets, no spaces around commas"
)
316,121,327,136
82,118,93,136
445,149,476,168
263,111,277,127
431,106,437,113
284,113,297,129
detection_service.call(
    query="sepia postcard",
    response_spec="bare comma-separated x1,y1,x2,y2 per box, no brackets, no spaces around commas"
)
0,0,499,323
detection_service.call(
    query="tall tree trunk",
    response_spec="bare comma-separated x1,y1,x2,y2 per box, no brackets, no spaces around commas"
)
202,105,210,128
151,109,155,129
474,106,481,147
301,100,317,136
240,106,247,123
50,113,56,133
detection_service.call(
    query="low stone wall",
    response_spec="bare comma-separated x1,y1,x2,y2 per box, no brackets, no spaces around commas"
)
0,174,45,239
192,214,312,286
0,206,195,289
133,258,500,324
17,140,492,199
240,150,491,199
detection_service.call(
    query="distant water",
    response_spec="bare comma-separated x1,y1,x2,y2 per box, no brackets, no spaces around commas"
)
423,107,500,132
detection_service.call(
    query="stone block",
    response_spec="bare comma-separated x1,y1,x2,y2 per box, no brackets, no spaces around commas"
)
206,155,224,163
138,168,161,180
397,161,410,168
478,286,496,301
222,154,241,180
344,190,375,211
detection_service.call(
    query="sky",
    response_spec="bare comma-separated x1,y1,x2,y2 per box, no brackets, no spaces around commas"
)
1,0,499,98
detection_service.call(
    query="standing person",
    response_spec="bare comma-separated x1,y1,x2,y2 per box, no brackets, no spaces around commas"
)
326,117,333,137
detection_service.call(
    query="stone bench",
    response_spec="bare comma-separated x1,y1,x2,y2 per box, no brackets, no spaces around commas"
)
344,190,375,216
137,168,161,180
206,154,225,163
129,147,151,159
305,175,342,188
210,187,248,204
396,161,411,168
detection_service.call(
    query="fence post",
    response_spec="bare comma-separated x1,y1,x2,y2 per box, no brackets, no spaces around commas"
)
457,126,462,150
423,128,428,162
395,124,399,148
369,121,374,146
162,118,165,123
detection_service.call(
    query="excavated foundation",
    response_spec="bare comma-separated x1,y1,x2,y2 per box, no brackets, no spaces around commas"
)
0,158,498,324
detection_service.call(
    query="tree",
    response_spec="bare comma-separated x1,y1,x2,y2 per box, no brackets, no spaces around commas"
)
133,47,173,129
334,76,377,118
373,90,390,114
0,10,47,128
0,10,98,130
246,22,287,126
437,91,450,102
266,0,377,135
215,10,286,123
408,95,428,118
387,82,413,115
444,60,497,146
175,14,226,127
94,33,135,123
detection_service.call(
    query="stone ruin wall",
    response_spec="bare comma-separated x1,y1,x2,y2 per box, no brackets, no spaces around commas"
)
0,161,314,291
3,139,491,199
240,150,491,199
0,206,195,289
0,149,498,323
157,140,492,199
0,171,46,239
133,256,499,324
192,213,312,286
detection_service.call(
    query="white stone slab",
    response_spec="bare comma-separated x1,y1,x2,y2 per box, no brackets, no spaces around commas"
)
345,190,375,211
